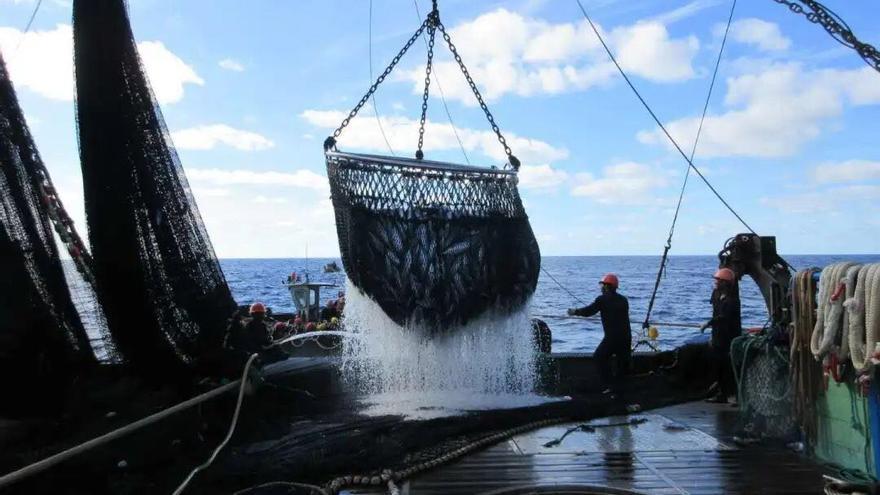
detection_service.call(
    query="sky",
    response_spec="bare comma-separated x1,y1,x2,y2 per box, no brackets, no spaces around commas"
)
1,0,879,258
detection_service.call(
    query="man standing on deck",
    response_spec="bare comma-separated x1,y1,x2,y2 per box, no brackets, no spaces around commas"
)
567,274,632,394
700,268,742,404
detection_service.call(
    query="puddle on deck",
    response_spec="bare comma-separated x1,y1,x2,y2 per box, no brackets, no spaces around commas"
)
354,391,570,420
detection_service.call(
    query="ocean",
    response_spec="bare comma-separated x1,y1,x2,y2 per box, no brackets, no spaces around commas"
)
220,254,880,353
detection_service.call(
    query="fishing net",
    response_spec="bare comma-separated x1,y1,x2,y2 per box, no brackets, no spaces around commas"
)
731,333,797,441
328,153,539,329
324,6,539,330
73,0,236,379
0,52,96,414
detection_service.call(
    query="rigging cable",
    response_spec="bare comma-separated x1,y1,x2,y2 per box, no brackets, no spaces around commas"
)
413,0,471,165
574,0,757,235
369,0,397,155
13,0,43,53
642,0,738,329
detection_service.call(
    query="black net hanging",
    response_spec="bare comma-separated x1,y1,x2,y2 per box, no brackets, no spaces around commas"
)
324,6,540,331
73,0,236,379
0,52,96,415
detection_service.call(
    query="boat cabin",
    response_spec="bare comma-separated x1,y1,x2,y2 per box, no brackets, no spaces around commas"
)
285,280,335,321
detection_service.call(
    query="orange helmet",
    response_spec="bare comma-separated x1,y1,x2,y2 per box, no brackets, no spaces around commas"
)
249,302,266,315
714,268,736,282
600,273,619,289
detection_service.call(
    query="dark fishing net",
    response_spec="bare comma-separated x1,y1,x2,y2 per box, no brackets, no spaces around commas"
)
73,0,236,379
731,333,797,441
0,52,96,415
327,152,540,330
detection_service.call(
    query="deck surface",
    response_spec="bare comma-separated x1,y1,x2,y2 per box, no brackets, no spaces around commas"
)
349,401,832,494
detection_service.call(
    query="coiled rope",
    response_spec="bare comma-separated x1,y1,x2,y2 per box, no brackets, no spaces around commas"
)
811,262,858,359
839,264,862,360
849,264,880,370
790,268,821,447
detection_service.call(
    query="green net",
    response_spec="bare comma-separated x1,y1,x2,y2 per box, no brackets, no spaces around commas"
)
731,333,796,440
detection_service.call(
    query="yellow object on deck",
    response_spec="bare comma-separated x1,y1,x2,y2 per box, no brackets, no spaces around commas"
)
648,326,659,340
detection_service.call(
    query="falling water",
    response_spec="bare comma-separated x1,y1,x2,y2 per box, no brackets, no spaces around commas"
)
340,279,556,418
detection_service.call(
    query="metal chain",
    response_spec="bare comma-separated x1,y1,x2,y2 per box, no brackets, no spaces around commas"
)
436,22,520,171
327,17,430,148
773,0,880,72
416,11,438,160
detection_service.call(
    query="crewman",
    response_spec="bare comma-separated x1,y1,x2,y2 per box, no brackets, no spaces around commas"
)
700,267,742,404
224,302,272,356
568,273,632,394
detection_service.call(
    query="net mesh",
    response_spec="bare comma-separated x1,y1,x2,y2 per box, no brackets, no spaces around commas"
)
73,0,236,379
0,52,96,414
731,333,797,440
327,152,540,330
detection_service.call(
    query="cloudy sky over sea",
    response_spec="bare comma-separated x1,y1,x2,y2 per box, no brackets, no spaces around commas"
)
2,0,879,257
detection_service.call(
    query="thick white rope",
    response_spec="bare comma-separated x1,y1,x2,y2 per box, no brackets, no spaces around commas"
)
849,265,872,369
173,353,259,495
866,264,880,367
840,264,862,359
812,263,850,358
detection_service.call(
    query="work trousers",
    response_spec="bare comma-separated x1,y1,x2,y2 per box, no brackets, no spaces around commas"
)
595,338,631,388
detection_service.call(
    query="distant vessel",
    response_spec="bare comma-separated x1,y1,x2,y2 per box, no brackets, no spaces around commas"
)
323,261,341,273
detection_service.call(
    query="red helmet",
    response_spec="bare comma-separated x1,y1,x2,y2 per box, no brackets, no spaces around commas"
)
249,302,266,315
305,322,317,332
600,273,619,289
273,322,287,332
714,268,736,282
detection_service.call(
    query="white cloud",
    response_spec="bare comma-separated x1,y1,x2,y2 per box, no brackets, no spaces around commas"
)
171,125,274,151
253,195,288,204
0,24,202,104
812,160,880,184
762,185,880,214
652,0,724,25
218,58,245,72
518,164,569,190
398,9,699,104
570,162,668,204
300,109,568,165
186,168,328,192
722,18,791,52
638,64,880,158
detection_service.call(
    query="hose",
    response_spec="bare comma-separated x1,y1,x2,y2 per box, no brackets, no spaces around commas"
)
173,353,259,495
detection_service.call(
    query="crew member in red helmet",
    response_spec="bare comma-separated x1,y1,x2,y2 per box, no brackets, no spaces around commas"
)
568,273,632,395
700,267,742,404
224,302,272,355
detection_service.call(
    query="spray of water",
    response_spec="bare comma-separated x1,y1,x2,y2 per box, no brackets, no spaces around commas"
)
340,279,538,402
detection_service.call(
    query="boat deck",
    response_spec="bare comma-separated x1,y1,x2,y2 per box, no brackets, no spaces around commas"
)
351,401,833,494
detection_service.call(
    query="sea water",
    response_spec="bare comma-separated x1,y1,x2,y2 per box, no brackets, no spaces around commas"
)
221,254,880,353
337,279,556,418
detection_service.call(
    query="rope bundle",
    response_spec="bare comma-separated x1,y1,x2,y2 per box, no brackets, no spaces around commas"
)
811,262,858,359
791,269,822,447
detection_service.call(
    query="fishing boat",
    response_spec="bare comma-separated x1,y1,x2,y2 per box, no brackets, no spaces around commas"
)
324,261,342,273
1,0,879,494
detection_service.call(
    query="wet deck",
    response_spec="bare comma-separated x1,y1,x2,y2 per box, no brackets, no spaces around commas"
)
356,401,832,494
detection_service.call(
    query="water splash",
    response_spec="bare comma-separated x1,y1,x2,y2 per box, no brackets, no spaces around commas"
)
340,279,538,402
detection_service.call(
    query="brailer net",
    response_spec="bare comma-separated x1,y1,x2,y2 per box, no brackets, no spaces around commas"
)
328,153,540,330
0,52,95,415
324,5,540,331
73,0,236,379
731,333,797,441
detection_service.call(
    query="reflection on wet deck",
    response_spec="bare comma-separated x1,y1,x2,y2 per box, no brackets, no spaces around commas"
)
350,401,832,494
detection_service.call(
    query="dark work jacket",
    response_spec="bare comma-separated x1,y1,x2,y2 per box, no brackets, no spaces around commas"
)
707,291,742,349
224,317,271,354
572,291,632,348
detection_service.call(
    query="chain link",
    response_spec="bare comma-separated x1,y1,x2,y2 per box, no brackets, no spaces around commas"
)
436,23,519,170
416,12,438,160
329,17,430,144
773,0,880,72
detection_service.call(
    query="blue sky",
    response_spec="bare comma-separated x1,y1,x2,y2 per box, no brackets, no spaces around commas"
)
1,0,879,257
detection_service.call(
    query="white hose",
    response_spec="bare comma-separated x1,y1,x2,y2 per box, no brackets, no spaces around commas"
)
173,353,259,495
812,262,856,359
839,264,862,359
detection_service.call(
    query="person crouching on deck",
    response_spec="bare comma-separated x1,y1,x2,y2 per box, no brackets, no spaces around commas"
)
700,268,742,404
567,274,632,395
